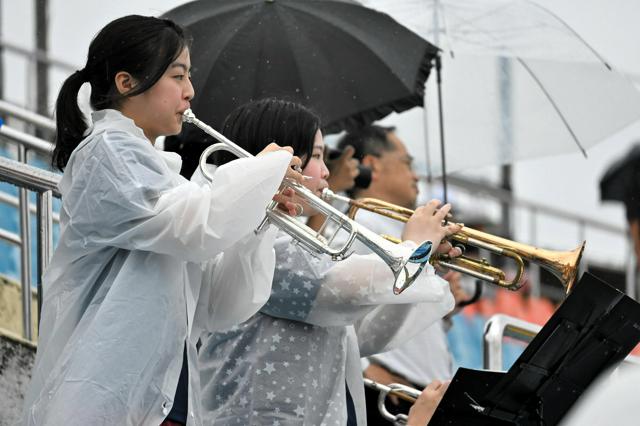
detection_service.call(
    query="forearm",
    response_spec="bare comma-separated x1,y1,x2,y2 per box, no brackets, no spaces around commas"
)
194,226,278,333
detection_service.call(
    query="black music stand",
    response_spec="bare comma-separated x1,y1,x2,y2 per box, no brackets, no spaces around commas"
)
429,272,640,426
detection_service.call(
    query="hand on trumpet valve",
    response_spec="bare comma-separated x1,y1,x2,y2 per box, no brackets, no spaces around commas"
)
402,200,462,255
257,143,305,184
257,143,305,216
272,187,303,217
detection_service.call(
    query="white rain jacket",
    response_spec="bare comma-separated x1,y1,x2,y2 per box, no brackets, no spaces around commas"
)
358,210,454,386
199,233,454,425
22,109,291,426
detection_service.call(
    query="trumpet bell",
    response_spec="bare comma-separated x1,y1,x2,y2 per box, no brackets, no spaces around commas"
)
537,241,585,294
323,189,585,293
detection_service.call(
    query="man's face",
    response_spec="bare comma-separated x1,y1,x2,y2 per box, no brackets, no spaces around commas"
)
373,133,418,209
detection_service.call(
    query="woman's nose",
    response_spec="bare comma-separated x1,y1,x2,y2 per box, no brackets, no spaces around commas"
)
185,78,195,101
322,163,330,179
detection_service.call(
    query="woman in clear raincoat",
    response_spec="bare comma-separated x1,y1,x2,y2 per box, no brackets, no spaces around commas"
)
198,98,462,426
22,16,303,426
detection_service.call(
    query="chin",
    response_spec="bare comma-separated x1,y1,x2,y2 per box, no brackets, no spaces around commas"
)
168,124,182,136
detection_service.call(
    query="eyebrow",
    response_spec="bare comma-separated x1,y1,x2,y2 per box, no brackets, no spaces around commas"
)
169,62,190,72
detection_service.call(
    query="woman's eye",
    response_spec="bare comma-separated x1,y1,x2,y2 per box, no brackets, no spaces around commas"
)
312,154,322,159
174,75,185,80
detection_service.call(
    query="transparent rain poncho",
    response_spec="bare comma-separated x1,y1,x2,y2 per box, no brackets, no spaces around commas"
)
22,109,291,426
199,231,454,426
357,210,454,386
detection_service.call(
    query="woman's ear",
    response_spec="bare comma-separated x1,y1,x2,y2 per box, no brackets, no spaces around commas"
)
114,71,138,95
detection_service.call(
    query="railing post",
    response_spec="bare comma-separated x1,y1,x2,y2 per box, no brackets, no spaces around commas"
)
483,314,542,371
36,189,53,326
17,145,32,340
483,319,504,371
625,235,637,300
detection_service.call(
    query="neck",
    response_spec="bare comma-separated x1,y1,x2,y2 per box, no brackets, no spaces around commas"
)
143,131,157,145
117,105,156,144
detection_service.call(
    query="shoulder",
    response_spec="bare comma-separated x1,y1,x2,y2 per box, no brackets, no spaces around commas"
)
87,129,167,175
65,128,176,196
98,129,157,157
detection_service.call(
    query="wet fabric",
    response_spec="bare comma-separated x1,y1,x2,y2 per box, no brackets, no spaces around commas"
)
22,109,291,426
357,210,453,386
199,233,454,425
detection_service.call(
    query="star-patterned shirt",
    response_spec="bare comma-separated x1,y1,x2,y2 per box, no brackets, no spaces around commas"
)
199,233,454,425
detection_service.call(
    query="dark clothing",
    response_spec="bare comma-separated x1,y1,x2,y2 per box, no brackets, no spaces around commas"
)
346,382,357,426
165,346,189,425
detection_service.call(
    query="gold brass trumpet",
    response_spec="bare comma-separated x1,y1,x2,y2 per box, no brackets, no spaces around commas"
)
322,190,585,293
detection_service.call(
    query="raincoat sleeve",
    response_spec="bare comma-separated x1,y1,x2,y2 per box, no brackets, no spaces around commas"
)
260,235,454,328
194,226,279,334
64,131,291,263
354,297,454,357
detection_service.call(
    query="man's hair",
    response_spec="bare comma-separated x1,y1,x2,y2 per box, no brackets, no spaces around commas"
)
336,125,397,197
336,125,397,161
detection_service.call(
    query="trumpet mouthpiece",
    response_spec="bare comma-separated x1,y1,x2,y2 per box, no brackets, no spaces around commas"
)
321,188,350,204
182,109,196,123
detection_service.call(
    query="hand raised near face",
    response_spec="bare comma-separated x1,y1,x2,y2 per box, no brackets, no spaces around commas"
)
327,145,360,192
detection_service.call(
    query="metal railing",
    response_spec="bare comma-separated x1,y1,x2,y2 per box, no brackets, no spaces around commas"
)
483,313,640,372
0,155,59,341
0,100,56,141
0,118,57,341
483,313,542,371
0,37,77,74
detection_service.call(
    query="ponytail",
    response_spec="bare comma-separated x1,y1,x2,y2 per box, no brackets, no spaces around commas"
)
51,15,190,172
52,70,88,171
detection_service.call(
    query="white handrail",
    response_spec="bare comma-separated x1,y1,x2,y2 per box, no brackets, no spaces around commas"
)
482,313,640,372
483,313,542,371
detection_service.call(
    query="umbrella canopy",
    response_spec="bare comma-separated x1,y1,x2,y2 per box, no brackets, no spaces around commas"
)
600,144,640,220
358,0,640,176
163,0,439,176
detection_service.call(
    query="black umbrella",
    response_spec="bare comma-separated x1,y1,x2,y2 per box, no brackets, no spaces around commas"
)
163,0,439,176
600,144,640,220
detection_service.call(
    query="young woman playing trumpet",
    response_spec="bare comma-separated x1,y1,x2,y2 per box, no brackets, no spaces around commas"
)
23,15,301,425
197,98,461,425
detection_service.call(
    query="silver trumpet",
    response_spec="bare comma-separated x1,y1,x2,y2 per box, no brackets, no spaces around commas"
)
364,378,421,425
182,109,432,293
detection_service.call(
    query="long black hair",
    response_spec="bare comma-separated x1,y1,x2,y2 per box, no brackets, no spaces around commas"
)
218,98,321,168
52,15,191,171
